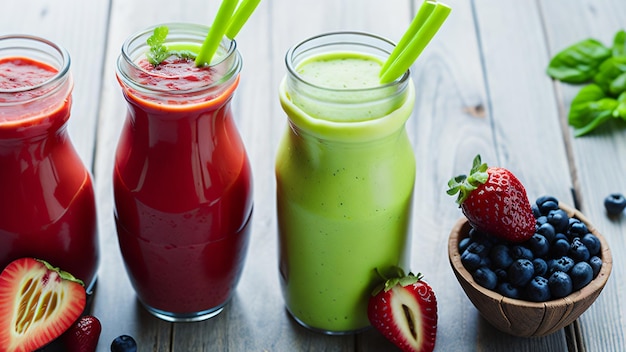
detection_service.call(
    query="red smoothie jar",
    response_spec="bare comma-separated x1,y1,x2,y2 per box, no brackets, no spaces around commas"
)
0,35,99,291
114,23,253,322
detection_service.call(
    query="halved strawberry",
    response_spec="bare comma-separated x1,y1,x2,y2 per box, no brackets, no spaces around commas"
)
447,154,535,242
367,268,438,352
0,258,86,352
62,315,102,352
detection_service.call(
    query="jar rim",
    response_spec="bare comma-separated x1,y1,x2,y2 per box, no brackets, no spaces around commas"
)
117,22,241,95
285,31,410,93
0,34,71,95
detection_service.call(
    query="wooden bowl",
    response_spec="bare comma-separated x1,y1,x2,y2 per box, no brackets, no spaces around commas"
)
448,203,612,337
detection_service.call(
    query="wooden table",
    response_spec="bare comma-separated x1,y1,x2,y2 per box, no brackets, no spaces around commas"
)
2,0,625,351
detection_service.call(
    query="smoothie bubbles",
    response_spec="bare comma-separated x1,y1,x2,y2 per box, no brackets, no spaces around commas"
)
0,35,100,292
113,23,253,322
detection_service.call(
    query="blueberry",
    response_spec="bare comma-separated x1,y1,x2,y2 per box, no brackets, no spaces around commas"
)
570,262,594,291
508,259,535,287
581,233,601,256
589,256,603,278
511,245,534,261
461,250,482,271
111,335,138,352
536,223,556,243
525,276,551,302
536,196,559,215
536,215,548,226
604,193,626,216
548,256,575,274
568,219,588,237
531,204,541,218
532,258,548,277
497,282,520,299
494,268,508,281
548,271,573,298
467,241,490,257
489,244,514,269
473,267,498,290
459,237,472,253
569,238,590,262
547,209,569,233
551,238,570,258
528,234,549,257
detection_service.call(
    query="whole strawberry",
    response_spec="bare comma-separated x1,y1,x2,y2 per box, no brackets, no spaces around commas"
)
367,268,437,352
447,155,535,242
62,315,102,352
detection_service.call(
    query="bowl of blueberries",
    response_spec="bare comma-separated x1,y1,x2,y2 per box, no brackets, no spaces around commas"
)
448,195,612,337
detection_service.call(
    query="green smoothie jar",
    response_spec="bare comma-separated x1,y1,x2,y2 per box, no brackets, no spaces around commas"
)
276,32,416,334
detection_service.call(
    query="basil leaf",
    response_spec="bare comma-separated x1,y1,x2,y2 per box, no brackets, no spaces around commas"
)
612,30,626,57
616,92,626,119
594,56,626,95
547,39,612,83
569,84,618,136
610,72,626,96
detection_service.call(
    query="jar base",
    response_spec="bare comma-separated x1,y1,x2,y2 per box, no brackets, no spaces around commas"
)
139,301,227,322
285,307,371,335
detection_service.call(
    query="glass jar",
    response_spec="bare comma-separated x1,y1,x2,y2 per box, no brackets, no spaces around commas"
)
0,35,99,291
114,23,253,322
276,32,416,334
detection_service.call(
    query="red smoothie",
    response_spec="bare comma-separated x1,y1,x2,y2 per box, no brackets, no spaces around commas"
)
114,52,253,319
0,55,99,288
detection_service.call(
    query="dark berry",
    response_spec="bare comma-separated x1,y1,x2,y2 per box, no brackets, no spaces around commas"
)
473,267,498,290
551,238,570,258
461,250,482,271
497,282,520,299
589,256,603,278
528,234,549,257
581,233,601,256
568,219,588,237
532,258,548,277
548,271,573,298
569,238,590,262
539,200,559,216
508,259,535,287
489,244,514,269
536,215,548,226
525,276,551,302
547,209,569,233
467,241,490,257
531,204,541,218
604,193,626,216
111,335,138,352
536,195,559,207
494,268,508,281
459,237,472,253
536,223,556,243
570,262,594,291
511,245,534,260
548,256,575,274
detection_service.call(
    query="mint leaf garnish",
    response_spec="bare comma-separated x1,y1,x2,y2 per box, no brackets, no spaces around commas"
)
147,26,170,66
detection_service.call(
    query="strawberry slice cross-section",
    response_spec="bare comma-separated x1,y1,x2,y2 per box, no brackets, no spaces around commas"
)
0,257,86,352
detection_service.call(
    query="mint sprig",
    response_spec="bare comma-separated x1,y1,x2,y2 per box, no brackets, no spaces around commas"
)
146,26,198,66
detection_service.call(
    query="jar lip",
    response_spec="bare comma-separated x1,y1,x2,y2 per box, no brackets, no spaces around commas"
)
285,31,410,93
0,34,71,94
118,22,241,95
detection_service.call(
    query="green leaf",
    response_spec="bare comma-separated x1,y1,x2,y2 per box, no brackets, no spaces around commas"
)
616,92,626,119
612,29,626,57
547,39,612,83
594,56,626,94
147,26,171,66
569,84,618,136
609,72,626,96
446,154,489,205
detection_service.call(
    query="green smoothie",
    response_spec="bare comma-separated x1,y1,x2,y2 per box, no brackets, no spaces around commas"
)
276,33,416,333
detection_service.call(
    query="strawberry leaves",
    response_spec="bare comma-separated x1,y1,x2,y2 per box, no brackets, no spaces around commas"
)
446,155,488,205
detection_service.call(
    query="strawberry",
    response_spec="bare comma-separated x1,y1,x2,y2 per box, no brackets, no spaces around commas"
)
447,154,535,242
0,258,86,352
367,268,437,352
62,315,102,352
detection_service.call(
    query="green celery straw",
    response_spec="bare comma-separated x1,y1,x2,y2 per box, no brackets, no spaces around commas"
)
379,2,451,84
380,0,437,76
225,0,262,39
195,0,239,67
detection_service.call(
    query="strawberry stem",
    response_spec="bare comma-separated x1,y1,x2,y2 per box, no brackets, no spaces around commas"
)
446,154,489,205
371,267,423,295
